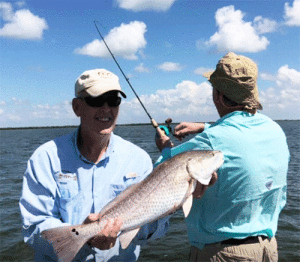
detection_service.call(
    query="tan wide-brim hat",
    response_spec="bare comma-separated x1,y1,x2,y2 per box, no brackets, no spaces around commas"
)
75,69,127,98
203,52,263,110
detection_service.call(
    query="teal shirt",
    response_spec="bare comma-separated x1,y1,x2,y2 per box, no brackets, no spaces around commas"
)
155,111,290,249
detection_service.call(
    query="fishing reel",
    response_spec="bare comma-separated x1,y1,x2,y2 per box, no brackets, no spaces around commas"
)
159,118,173,137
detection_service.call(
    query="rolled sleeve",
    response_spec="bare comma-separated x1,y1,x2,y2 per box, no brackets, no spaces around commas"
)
155,130,213,167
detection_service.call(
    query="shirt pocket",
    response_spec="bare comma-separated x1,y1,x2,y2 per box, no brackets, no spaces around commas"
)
109,173,140,199
54,172,82,220
109,183,126,198
55,172,79,199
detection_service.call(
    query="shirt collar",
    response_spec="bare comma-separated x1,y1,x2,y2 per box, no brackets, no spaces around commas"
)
210,111,254,128
73,126,115,165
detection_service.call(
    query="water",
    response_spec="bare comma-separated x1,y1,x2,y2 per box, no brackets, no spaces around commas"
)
0,121,299,262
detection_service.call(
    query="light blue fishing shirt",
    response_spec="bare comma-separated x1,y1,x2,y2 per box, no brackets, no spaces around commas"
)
155,111,290,249
19,128,169,261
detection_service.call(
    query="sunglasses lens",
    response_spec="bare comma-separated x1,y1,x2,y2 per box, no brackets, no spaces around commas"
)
84,96,121,108
108,97,121,107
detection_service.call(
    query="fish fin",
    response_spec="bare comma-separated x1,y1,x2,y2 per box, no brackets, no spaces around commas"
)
41,225,89,262
119,228,140,249
182,194,193,217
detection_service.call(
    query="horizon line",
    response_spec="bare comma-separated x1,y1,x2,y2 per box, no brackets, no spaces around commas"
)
1,119,299,131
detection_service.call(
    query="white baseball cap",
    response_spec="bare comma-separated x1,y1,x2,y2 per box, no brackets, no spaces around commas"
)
75,69,126,98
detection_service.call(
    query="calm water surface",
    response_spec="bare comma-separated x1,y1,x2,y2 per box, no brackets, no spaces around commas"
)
0,121,299,261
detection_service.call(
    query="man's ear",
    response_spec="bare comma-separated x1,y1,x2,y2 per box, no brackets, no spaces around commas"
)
214,90,223,106
72,98,82,117
218,92,228,108
218,92,244,110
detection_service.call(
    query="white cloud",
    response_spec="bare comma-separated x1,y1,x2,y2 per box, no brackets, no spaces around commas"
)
253,16,277,34
194,67,214,76
260,72,276,81
16,1,26,8
31,100,75,120
135,63,150,73
2,67,300,127
260,65,300,118
116,0,177,12
7,113,22,121
12,97,24,105
284,0,300,26
0,2,13,20
0,98,77,128
75,21,147,60
0,81,216,127
0,2,48,40
204,5,270,53
119,80,217,123
276,65,300,88
158,62,184,72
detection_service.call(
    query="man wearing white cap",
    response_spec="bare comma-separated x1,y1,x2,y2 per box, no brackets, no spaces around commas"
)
20,69,169,261
155,53,290,261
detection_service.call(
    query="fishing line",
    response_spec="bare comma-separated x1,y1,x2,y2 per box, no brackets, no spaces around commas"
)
94,20,160,129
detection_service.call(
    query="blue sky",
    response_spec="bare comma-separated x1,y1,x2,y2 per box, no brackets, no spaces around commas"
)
1,0,299,128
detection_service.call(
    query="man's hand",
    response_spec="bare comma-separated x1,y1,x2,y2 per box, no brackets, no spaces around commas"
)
174,122,205,141
83,214,122,250
155,127,174,152
193,172,218,198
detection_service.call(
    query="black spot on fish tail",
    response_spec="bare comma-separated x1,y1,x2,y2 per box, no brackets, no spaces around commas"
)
41,225,91,262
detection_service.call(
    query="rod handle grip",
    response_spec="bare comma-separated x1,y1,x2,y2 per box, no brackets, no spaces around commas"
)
151,119,159,128
152,119,170,138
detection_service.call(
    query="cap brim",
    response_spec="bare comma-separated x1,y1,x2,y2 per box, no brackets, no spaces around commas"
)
119,90,127,98
85,88,127,99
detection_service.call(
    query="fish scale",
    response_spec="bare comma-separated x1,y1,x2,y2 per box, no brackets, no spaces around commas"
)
103,160,191,230
41,150,224,262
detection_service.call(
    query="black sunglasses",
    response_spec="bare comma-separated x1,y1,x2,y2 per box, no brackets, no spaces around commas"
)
82,94,121,108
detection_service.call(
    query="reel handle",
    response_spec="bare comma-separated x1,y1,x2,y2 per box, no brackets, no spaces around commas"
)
159,118,173,136
159,125,170,136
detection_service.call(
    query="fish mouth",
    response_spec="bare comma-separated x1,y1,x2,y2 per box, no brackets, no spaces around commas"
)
212,151,224,166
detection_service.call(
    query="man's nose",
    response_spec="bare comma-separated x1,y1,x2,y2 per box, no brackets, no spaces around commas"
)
100,102,110,111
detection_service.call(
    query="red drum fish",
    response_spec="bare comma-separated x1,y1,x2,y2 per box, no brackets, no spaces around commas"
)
42,150,224,262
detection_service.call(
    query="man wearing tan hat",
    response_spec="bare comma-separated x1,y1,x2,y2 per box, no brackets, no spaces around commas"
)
155,52,290,261
20,69,169,261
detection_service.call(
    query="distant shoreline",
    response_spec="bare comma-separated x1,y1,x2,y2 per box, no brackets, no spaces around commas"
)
0,123,154,131
0,119,298,131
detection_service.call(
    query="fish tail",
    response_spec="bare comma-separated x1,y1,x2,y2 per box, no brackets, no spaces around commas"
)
41,224,90,262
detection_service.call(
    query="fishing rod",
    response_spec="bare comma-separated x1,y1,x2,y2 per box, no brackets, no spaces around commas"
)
93,20,172,135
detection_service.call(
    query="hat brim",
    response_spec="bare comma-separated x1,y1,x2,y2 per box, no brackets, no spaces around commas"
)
209,77,263,110
202,71,214,79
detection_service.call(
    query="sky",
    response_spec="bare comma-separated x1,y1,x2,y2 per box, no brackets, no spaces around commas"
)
0,0,300,128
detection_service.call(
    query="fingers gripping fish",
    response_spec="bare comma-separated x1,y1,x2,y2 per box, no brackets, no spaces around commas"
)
41,150,224,262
